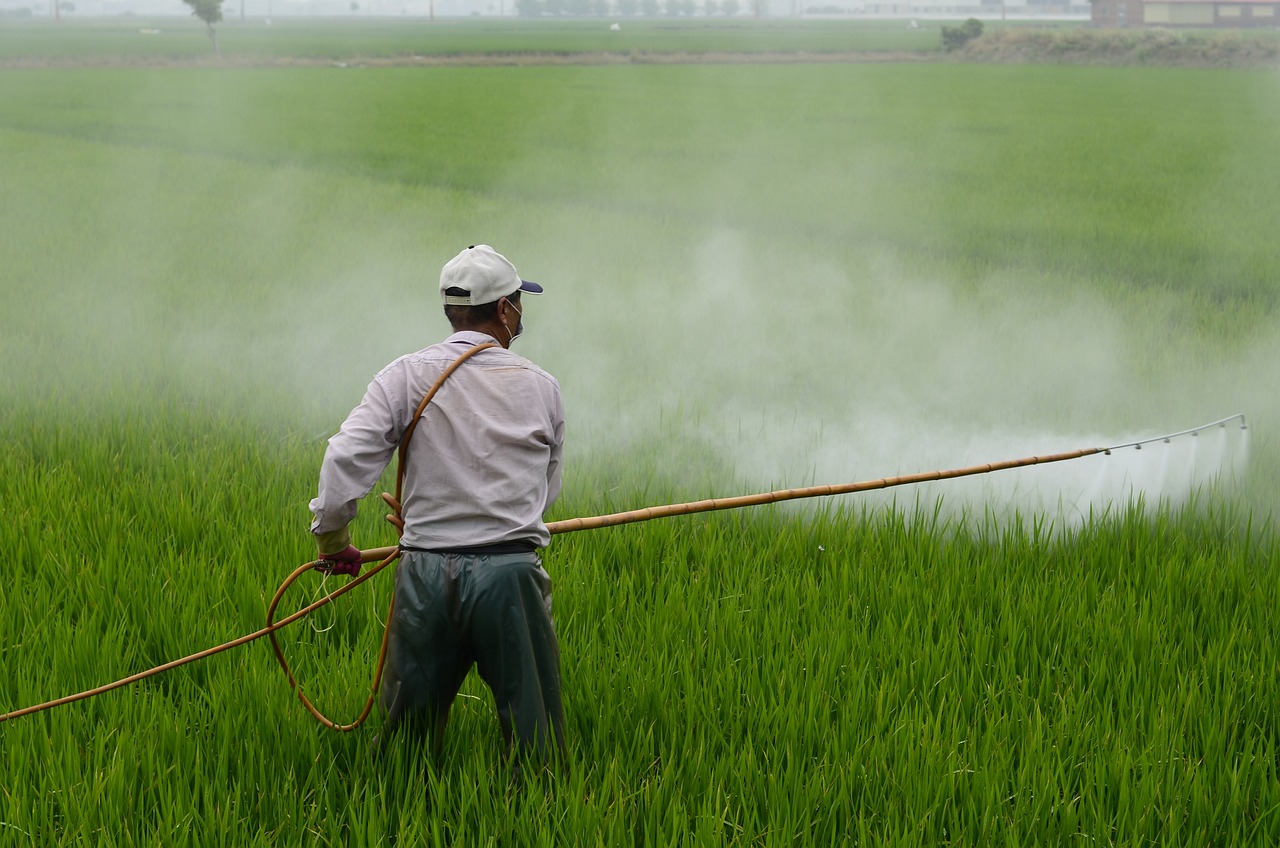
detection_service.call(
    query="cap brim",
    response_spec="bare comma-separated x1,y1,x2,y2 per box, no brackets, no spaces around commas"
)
519,280,544,295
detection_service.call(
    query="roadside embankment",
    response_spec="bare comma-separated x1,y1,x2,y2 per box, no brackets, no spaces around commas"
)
961,27,1280,68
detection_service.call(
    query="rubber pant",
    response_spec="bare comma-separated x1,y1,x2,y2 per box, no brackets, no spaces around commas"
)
379,550,565,763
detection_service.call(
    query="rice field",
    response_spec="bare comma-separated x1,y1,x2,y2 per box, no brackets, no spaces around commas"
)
1,22,1279,845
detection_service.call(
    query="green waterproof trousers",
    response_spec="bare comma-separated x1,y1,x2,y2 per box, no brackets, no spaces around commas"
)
379,550,565,762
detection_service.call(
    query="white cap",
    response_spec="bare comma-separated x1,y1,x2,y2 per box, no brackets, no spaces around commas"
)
439,245,543,307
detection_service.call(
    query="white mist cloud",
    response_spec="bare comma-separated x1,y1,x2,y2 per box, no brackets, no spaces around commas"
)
9,64,1274,527
536,225,1266,523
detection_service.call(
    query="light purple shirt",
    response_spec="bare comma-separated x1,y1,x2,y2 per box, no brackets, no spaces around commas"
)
309,331,565,550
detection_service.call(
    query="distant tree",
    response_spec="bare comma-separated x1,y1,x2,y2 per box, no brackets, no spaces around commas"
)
590,0,610,13
940,17,982,50
721,0,739,12
182,0,224,56
515,0,542,14
640,0,658,13
61,0,74,9
704,0,719,11
617,0,638,12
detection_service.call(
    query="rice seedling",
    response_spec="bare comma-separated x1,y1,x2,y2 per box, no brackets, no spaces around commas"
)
1,38,1278,844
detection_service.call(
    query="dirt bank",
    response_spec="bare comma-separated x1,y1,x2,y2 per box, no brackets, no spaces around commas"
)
960,28,1280,69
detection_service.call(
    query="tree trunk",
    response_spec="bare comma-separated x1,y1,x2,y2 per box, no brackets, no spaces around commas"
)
207,21,221,58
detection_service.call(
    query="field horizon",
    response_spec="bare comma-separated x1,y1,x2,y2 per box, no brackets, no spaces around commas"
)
2,17,1278,69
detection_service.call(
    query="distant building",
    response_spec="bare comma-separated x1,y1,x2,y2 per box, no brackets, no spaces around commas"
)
1091,0,1279,26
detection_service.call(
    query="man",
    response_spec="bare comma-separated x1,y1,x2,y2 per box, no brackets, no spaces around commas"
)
308,244,566,766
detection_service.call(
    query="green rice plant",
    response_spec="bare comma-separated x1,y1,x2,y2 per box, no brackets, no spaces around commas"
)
9,438,1273,845
1,52,1279,845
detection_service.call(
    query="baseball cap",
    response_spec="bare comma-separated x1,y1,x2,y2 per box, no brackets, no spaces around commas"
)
439,245,544,306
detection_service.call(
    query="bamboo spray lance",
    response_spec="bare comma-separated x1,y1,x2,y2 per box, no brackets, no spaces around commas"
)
0,344,1247,727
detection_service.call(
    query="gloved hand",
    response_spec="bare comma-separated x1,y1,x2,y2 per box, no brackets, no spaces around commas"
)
316,544,363,577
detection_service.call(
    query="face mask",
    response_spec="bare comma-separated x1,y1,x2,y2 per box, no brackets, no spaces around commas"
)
504,299,524,346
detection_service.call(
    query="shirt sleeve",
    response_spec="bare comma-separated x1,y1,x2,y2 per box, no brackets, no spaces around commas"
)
309,377,402,540
544,381,565,512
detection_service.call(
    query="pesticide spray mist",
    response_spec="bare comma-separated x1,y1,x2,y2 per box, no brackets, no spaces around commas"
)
8,176,1270,532
4,66,1276,531
520,227,1270,528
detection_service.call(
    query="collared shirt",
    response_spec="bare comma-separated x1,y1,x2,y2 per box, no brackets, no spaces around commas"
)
309,331,564,550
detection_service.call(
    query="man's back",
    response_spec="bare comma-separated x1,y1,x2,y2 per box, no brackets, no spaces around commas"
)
309,330,564,552
384,333,564,549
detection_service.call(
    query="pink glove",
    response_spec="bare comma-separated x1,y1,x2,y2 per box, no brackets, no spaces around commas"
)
316,544,363,577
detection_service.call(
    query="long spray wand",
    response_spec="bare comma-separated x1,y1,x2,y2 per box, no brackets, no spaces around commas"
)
0,413,1248,726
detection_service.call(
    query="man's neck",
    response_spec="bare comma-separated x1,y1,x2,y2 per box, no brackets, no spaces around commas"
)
452,322,509,348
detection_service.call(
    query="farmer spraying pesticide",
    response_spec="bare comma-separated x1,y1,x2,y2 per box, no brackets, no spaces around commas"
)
0,236,1245,763
309,244,566,767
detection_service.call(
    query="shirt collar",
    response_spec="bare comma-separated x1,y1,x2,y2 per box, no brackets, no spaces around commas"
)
447,330,501,347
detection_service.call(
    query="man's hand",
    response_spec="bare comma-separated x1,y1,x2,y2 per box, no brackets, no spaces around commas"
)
316,544,363,577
